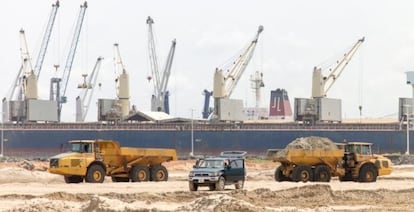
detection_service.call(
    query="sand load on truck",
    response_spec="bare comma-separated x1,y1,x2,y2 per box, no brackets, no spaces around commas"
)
274,136,338,160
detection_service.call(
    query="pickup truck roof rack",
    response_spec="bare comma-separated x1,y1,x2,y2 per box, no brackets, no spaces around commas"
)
219,151,247,158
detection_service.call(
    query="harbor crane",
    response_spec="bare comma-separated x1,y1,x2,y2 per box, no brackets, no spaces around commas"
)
295,37,365,125
312,37,365,98
212,25,263,121
113,43,130,118
34,0,60,79
75,57,103,122
18,29,38,101
50,1,88,122
146,16,176,114
7,1,59,101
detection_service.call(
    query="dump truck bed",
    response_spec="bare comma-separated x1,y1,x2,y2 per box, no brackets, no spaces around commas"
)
275,149,344,166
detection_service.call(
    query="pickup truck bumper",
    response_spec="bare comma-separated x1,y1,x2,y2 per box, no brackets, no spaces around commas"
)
189,176,219,185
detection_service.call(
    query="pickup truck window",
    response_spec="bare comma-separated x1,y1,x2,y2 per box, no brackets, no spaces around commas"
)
198,160,224,168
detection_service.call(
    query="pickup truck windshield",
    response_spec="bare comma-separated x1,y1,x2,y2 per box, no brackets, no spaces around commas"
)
198,159,224,168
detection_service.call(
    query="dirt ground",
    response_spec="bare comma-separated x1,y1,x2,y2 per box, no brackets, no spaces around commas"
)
0,160,414,212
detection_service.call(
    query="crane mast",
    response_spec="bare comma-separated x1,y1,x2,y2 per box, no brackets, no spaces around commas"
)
50,1,87,122
312,37,365,98
146,16,176,114
34,0,60,79
75,57,103,122
113,43,130,118
213,25,264,99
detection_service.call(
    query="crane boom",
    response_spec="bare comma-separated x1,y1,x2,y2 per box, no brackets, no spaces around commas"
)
76,57,103,122
312,37,365,98
34,0,60,79
113,43,130,118
146,16,176,113
50,1,87,122
213,25,264,99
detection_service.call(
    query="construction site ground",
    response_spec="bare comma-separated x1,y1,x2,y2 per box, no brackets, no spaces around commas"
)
0,159,414,211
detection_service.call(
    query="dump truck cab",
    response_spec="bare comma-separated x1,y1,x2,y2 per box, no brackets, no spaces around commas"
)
49,139,177,183
188,151,246,191
341,142,392,182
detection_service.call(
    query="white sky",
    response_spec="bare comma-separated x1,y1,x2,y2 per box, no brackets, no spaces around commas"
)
1,0,414,122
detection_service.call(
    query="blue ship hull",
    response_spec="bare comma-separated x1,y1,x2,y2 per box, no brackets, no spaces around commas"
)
1,122,409,158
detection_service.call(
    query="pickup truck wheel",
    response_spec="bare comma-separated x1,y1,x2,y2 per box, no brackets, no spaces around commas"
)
85,165,105,183
215,176,225,191
151,165,168,181
314,165,331,182
130,165,150,182
111,177,130,182
292,165,313,182
64,176,83,183
189,182,198,191
235,180,244,189
359,165,377,182
209,184,216,191
274,166,289,182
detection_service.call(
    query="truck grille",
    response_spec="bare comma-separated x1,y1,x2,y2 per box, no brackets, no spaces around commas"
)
195,173,209,177
49,159,59,168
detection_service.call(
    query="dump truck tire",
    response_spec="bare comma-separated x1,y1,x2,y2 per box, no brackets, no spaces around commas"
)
151,165,168,181
359,164,377,183
130,165,150,182
85,165,105,183
189,182,198,191
64,176,83,183
111,177,130,182
314,165,331,182
292,165,313,182
215,176,225,191
274,166,289,182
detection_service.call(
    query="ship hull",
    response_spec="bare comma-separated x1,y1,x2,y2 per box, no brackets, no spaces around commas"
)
1,123,408,158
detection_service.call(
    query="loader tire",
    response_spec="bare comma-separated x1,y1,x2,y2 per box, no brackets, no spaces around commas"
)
130,165,150,182
64,176,83,183
274,166,289,182
314,165,331,182
85,165,105,183
359,165,377,183
150,165,168,181
292,165,313,182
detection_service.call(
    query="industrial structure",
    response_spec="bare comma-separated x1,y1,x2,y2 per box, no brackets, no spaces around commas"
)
146,16,176,114
211,25,264,121
97,43,130,122
50,1,87,122
294,37,365,124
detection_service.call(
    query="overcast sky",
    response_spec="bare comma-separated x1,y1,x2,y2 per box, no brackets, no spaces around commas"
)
1,0,414,122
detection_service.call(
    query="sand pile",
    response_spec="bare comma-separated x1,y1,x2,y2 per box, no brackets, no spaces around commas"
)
274,136,338,159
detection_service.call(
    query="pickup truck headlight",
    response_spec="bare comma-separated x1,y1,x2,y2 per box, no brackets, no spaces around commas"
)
188,171,195,177
211,171,220,177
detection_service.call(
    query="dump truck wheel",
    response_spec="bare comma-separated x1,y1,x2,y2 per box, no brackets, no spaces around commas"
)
292,165,313,182
151,165,168,181
111,177,130,182
85,165,105,183
359,165,377,182
64,176,83,183
130,165,150,182
235,180,244,189
189,182,198,191
215,176,225,191
314,165,331,182
274,166,289,182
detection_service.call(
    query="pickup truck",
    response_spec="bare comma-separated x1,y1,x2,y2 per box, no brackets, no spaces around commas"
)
188,151,246,191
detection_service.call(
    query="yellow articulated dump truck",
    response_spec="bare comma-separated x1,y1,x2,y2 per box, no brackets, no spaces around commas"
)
270,140,392,183
48,139,177,183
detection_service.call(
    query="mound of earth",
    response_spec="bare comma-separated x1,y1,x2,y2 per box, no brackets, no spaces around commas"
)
274,136,338,159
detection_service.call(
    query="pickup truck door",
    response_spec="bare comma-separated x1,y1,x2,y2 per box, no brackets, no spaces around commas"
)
226,159,245,182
